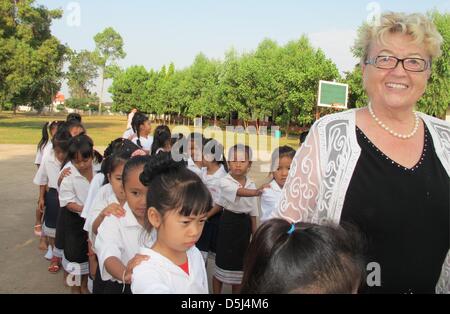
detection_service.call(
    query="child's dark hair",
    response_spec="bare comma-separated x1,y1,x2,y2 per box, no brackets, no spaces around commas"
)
241,219,366,294
270,146,296,172
228,144,253,162
122,155,151,187
101,138,140,185
67,134,94,162
37,121,60,152
131,112,149,148
67,120,86,135
299,130,309,145
66,113,82,123
151,125,171,155
203,138,228,172
51,123,71,155
139,152,212,232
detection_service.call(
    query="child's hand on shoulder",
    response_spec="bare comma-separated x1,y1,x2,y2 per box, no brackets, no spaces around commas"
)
58,167,71,183
124,254,150,284
101,203,126,218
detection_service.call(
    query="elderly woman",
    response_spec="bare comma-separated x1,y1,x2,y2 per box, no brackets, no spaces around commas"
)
274,12,450,294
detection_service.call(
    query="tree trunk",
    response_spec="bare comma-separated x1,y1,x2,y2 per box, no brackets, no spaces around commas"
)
214,114,217,126
98,67,105,115
285,120,290,139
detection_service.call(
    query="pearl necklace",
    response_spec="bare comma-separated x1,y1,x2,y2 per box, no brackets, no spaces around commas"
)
368,103,420,140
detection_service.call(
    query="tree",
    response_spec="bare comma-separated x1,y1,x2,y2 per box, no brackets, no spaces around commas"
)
109,65,149,113
417,11,450,119
0,0,66,112
93,27,126,114
66,49,98,99
344,66,368,109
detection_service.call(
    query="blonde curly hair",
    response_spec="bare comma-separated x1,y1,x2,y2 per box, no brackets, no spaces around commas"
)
355,12,443,63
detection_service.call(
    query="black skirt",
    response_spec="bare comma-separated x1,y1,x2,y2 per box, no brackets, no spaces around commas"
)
102,280,132,294
43,188,60,230
196,211,222,254
54,204,67,252
93,264,108,294
63,208,88,264
215,210,251,271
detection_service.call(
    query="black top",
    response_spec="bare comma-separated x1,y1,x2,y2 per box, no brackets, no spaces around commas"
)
341,125,449,294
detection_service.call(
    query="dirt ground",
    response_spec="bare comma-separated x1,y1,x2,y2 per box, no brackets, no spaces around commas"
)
0,144,270,294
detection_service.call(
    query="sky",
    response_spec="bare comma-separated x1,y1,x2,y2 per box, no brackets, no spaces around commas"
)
36,0,450,101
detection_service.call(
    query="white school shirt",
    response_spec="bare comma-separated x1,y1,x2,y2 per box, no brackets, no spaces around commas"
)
131,246,208,294
37,141,54,166
84,183,116,245
35,141,52,165
58,161,99,214
95,203,157,282
122,128,135,140
216,174,259,217
81,172,105,221
132,135,153,153
201,165,228,205
260,180,282,223
187,157,205,180
33,149,61,190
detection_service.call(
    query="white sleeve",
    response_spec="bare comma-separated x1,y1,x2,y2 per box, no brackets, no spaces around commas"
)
58,176,76,207
33,157,48,186
271,123,321,223
95,217,123,280
131,265,171,294
34,148,43,165
84,187,108,242
216,178,238,209
81,173,104,220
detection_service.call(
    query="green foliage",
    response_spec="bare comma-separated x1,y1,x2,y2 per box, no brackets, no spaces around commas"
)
0,0,66,112
66,49,98,99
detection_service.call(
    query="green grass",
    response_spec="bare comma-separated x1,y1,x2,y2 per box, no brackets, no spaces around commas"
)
0,112,300,151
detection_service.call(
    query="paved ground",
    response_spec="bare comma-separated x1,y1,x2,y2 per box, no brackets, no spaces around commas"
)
0,144,270,294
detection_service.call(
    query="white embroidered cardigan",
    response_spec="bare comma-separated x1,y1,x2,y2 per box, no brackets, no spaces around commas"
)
274,108,450,294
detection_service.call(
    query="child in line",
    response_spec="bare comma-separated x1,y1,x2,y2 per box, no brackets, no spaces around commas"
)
35,121,60,168
34,120,61,251
213,144,262,294
131,112,153,154
186,132,205,178
241,219,366,294
131,152,212,294
260,146,296,223
151,125,172,155
58,134,101,294
33,129,71,273
95,155,155,294
196,139,228,264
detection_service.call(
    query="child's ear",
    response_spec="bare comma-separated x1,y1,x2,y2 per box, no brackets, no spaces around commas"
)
147,207,161,228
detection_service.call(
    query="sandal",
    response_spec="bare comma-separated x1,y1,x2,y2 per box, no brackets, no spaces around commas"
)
48,257,61,274
34,224,42,237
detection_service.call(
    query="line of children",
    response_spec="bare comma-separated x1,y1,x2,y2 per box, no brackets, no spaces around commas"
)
32,116,369,294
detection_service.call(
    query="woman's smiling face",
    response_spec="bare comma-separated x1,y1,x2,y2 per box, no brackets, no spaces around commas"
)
362,32,431,111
